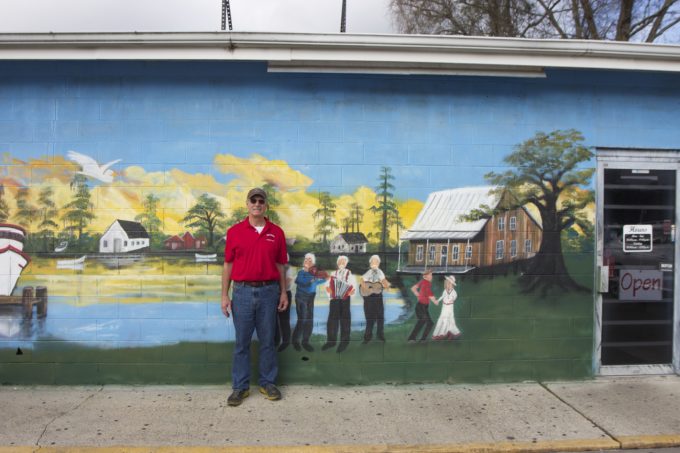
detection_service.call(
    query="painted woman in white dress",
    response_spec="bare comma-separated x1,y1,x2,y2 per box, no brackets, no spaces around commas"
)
432,275,461,340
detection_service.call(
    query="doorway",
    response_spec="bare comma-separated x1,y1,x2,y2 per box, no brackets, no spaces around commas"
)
596,149,679,375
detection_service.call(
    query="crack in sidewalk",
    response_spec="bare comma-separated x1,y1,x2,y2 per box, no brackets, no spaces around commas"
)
538,381,623,449
34,385,104,448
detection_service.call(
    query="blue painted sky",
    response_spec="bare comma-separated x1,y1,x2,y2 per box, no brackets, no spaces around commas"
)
3,63,680,199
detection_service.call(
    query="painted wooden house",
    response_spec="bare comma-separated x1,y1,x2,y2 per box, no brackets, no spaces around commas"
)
99,220,150,253
330,232,368,254
400,186,542,273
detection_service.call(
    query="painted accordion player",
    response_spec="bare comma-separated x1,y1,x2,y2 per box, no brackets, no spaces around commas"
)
329,277,354,300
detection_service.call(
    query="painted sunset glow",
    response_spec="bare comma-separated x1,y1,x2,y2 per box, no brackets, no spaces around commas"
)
2,151,422,241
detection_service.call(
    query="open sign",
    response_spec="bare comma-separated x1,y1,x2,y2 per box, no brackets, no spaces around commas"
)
619,269,663,301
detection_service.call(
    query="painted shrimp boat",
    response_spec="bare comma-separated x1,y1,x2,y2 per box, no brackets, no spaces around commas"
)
0,224,30,297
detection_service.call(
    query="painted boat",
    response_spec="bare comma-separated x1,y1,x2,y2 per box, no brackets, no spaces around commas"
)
195,253,217,262
0,245,30,296
54,241,68,252
56,255,86,269
0,224,26,251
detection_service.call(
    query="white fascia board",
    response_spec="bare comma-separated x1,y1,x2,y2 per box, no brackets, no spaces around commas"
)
1,32,680,74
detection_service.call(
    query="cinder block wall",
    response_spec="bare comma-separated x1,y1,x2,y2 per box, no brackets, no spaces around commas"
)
0,61,678,384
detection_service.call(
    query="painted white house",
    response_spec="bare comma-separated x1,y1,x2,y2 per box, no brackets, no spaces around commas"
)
99,220,150,253
330,232,368,254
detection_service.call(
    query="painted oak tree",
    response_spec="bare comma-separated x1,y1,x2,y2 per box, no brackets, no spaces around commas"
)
467,130,594,293
183,194,225,247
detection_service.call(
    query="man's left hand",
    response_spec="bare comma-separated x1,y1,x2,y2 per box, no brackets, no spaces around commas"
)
278,292,289,312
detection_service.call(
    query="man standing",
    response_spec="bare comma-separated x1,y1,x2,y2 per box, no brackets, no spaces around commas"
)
408,269,436,343
222,188,288,407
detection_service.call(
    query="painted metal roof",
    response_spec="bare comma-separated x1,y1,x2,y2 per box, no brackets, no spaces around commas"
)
1,32,680,75
401,186,499,240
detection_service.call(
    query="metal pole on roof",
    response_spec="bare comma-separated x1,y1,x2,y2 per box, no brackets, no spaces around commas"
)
340,0,347,32
221,0,233,31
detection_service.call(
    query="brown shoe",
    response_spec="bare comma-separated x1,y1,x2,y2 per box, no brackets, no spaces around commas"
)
259,384,282,401
227,389,250,407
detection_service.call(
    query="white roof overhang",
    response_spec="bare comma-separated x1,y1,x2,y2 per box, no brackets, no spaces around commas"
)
1,32,680,77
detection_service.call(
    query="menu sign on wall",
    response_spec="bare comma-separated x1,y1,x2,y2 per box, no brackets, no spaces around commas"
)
623,224,653,253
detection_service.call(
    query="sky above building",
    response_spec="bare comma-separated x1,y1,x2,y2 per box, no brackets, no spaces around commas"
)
0,0,395,34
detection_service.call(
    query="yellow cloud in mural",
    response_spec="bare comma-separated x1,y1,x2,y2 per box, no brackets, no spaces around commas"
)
0,151,423,243
214,153,313,191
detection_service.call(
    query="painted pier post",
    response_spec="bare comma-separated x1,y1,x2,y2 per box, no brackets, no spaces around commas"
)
22,286,34,320
36,286,48,318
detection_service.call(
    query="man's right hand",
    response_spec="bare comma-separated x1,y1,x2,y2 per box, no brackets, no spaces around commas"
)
221,294,232,318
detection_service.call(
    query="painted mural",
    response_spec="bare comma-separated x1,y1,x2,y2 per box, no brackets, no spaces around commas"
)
0,62,623,383
0,129,594,363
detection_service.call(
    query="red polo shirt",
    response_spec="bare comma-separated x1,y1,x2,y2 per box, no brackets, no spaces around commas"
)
224,217,288,281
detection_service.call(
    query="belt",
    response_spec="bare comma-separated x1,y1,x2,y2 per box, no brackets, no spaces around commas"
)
235,280,277,287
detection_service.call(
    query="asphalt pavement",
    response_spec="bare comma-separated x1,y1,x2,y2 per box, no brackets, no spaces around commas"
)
1,375,679,452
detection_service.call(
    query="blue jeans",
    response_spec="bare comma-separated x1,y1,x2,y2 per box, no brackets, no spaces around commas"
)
231,282,280,390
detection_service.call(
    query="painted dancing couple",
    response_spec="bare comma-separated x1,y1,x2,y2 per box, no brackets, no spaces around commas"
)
408,269,461,342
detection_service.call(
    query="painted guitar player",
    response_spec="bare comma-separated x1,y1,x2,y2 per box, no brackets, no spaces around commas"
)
360,254,391,344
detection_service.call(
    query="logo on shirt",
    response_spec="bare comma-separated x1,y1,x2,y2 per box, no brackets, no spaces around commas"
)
265,233,276,242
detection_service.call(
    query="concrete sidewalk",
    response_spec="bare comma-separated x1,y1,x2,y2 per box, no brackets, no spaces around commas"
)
1,376,679,453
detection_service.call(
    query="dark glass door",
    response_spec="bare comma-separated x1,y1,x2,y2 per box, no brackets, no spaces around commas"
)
601,168,676,365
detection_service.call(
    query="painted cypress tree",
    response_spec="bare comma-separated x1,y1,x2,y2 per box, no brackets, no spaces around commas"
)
135,193,163,245
313,191,337,245
262,182,281,224
370,166,402,253
0,184,10,222
37,186,59,251
62,174,95,240
351,202,364,233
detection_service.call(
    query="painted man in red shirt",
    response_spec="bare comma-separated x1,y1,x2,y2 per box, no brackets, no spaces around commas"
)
222,187,288,406
408,269,436,342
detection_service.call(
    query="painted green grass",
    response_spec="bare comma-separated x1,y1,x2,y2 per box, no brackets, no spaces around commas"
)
1,253,595,385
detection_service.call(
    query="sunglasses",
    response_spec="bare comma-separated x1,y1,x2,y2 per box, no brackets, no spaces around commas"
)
249,197,266,205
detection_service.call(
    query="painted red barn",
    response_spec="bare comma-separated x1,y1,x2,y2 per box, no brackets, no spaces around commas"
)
164,235,184,250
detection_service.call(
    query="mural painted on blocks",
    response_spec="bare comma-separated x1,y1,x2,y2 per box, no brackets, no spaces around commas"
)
0,129,593,376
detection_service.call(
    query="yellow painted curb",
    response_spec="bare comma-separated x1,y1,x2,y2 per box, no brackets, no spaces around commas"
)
618,434,680,449
7,438,621,453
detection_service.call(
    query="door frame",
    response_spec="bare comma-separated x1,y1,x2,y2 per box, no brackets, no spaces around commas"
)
595,148,680,376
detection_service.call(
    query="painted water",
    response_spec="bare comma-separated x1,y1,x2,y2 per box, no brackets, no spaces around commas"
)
0,255,408,347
